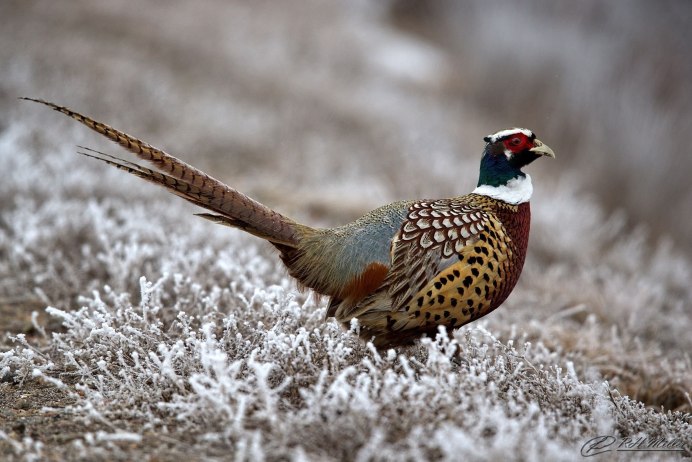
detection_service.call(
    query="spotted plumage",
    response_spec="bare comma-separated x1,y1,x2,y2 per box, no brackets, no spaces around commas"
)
336,195,532,346
24,98,554,348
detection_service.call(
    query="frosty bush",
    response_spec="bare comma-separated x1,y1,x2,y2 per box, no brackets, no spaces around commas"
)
1,170,690,459
1,270,690,460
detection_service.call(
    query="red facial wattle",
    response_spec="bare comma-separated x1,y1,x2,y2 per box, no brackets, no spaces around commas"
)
502,133,533,154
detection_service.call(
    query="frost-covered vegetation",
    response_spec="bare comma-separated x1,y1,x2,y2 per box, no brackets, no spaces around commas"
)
1,1,691,460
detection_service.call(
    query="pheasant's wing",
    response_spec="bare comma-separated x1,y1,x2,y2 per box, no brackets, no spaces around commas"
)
333,197,489,322
354,197,515,344
385,198,492,311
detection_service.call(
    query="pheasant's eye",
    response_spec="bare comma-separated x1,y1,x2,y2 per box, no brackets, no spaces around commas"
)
502,133,530,153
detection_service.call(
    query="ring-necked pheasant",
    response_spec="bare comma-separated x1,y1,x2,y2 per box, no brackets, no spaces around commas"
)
23,98,554,348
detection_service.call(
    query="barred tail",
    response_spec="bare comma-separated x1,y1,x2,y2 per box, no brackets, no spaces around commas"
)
23,97,309,247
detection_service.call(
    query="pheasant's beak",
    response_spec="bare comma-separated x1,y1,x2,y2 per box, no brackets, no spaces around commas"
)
530,139,555,158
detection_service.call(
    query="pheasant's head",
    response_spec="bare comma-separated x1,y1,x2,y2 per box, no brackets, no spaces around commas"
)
474,128,555,204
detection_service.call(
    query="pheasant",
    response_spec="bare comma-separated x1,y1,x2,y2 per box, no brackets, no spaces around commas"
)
23,98,554,348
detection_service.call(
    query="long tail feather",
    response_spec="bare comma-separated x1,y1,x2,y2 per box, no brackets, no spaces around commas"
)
76,147,299,243
24,97,305,246
76,148,220,212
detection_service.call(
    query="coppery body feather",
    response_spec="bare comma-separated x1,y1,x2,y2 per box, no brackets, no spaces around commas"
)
24,98,554,348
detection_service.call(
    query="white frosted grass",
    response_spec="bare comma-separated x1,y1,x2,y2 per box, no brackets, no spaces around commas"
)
2,278,690,460
1,110,691,462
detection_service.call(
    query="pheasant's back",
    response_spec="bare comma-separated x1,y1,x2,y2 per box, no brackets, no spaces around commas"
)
275,201,413,299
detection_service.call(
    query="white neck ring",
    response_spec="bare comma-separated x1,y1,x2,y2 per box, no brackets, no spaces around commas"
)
472,174,533,205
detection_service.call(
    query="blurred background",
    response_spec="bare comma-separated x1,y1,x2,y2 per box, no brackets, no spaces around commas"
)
1,0,690,252
1,0,691,421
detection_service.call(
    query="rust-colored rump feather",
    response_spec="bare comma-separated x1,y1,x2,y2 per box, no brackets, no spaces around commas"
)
340,262,389,302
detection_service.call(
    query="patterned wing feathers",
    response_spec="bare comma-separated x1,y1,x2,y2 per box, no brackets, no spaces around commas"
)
386,199,490,311
353,198,520,347
392,217,512,332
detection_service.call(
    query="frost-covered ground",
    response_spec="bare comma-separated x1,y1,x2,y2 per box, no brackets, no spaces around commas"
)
0,1,691,461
